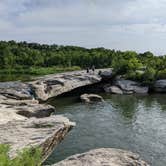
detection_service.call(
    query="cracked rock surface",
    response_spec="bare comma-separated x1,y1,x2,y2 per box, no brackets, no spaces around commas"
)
52,148,149,166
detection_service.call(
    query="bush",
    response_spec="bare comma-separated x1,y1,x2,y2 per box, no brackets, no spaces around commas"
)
142,67,157,85
157,69,166,79
125,70,143,81
0,144,42,166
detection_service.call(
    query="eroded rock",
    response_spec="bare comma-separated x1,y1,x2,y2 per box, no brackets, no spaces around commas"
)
53,148,149,166
80,94,104,103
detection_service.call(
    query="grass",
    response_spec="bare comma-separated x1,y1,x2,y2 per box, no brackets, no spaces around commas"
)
0,66,81,82
0,144,42,166
0,66,81,75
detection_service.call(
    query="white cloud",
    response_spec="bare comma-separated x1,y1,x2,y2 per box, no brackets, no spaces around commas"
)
0,0,166,54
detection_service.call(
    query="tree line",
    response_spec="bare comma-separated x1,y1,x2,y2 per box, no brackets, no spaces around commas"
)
0,40,166,83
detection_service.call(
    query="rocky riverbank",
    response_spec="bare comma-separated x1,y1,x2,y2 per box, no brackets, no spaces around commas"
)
0,69,165,164
104,78,166,95
0,81,75,161
0,94,75,161
0,69,111,161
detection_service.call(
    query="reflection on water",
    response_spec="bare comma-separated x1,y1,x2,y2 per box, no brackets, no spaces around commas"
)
45,94,166,166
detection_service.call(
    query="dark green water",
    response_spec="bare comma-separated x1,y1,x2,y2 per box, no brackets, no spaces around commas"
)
45,94,166,166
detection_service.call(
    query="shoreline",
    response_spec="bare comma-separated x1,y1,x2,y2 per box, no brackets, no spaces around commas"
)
0,68,165,164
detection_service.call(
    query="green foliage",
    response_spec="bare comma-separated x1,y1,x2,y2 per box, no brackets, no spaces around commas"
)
125,71,143,81
0,144,11,166
0,144,42,166
157,69,166,79
0,40,165,83
142,67,157,85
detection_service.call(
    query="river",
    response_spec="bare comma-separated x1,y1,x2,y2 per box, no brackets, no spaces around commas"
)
44,94,166,166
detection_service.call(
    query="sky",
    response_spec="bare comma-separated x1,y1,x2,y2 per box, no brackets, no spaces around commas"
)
1,0,166,55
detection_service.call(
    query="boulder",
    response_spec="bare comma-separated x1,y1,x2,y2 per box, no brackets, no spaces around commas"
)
153,79,166,93
53,148,149,166
115,79,149,94
80,94,104,103
104,85,123,94
99,69,113,79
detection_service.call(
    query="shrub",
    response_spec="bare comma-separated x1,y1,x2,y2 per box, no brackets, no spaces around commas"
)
125,70,143,81
0,144,42,166
157,69,166,79
142,67,157,85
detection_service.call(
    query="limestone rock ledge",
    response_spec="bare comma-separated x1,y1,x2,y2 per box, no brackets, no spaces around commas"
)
52,148,149,166
0,101,75,161
30,69,111,101
0,111,75,161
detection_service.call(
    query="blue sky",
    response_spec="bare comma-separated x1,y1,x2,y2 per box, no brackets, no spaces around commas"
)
1,0,166,54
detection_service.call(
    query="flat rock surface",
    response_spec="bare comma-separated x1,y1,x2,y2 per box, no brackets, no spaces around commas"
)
52,148,149,166
0,105,27,124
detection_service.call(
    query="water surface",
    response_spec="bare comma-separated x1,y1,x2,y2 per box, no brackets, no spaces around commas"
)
45,94,166,166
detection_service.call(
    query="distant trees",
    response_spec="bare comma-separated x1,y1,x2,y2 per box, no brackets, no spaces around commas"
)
0,40,166,83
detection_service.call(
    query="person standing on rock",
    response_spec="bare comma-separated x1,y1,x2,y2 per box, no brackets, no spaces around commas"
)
86,67,90,73
92,65,95,74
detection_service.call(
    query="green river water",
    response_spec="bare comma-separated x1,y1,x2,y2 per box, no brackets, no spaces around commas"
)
44,94,166,166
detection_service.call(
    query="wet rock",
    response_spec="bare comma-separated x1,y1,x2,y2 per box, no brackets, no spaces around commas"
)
153,79,166,93
53,148,149,166
80,94,104,103
115,79,149,94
